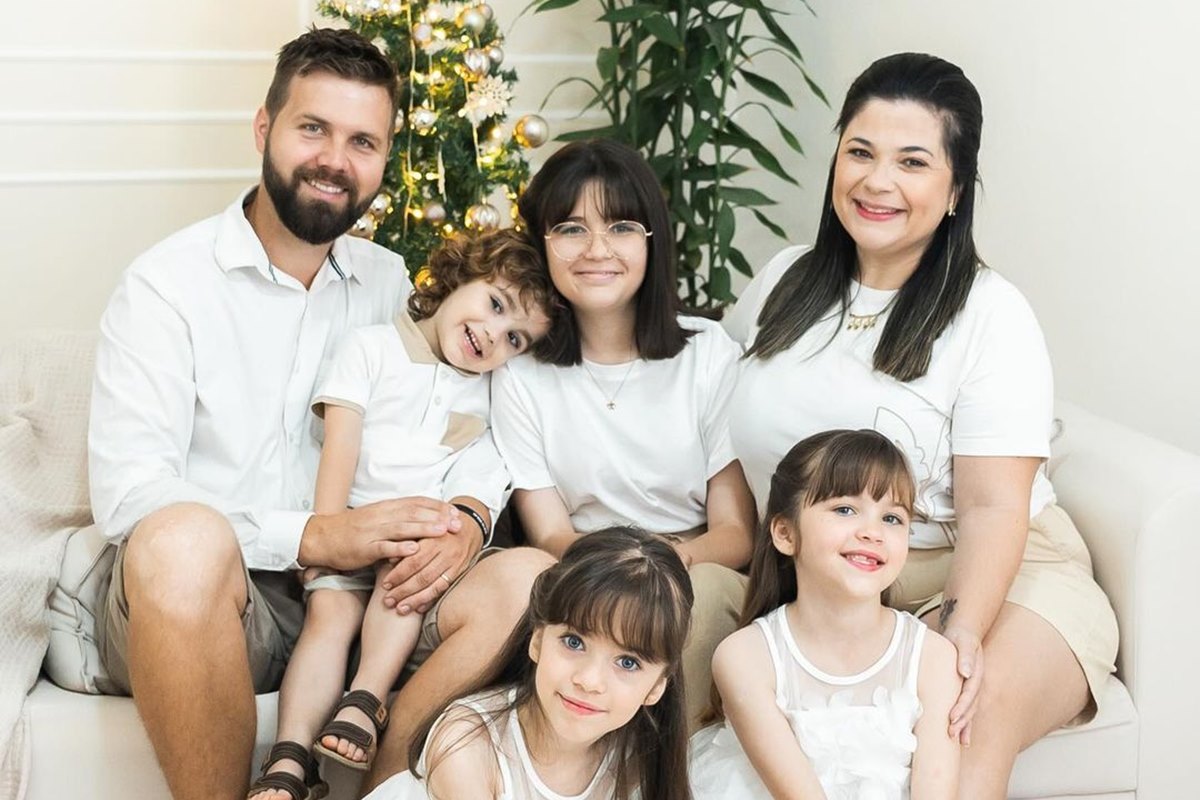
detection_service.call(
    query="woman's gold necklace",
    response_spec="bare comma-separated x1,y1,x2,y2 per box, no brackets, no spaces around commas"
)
846,294,899,331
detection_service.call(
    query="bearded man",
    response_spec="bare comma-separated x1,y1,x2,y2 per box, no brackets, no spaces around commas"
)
87,27,549,800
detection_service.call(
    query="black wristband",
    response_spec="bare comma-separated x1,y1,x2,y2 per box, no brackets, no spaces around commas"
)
452,503,491,549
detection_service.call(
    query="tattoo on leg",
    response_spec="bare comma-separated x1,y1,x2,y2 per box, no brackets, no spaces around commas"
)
939,598,958,630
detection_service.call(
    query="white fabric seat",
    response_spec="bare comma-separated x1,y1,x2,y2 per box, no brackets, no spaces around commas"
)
12,328,1199,798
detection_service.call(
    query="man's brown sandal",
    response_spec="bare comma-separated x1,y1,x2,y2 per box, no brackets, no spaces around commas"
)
246,740,328,800
313,689,389,772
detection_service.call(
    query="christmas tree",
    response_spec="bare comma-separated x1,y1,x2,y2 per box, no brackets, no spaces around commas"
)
319,0,549,284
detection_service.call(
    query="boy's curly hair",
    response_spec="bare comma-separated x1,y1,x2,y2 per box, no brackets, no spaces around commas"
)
407,229,562,327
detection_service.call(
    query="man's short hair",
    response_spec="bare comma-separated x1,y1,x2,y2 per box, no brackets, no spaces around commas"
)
264,26,399,121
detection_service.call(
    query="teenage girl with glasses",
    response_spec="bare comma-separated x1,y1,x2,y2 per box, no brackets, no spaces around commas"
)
491,138,757,729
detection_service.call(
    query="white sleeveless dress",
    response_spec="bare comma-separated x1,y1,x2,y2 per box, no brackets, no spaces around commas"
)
363,689,619,800
689,607,926,800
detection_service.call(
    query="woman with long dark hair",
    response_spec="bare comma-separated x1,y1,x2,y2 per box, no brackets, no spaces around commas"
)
724,53,1118,796
492,139,756,728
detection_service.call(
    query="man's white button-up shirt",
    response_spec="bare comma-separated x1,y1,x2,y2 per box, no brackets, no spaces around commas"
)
88,188,411,570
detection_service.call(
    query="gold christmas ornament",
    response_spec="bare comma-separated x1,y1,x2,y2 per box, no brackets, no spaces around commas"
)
369,193,391,216
412,22,434,45
464,202,502,231
423,201,447,224
477,3,494,21
462,48,491,80
478,138,504,166
425,3,448,23
457,6,486,33
350,215,377,238
414,267,434,288
409,106,438,135
486,45,504,67
514,114,549,148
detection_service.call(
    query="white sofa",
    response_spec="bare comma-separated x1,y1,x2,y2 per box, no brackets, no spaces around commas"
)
10,329,1200,799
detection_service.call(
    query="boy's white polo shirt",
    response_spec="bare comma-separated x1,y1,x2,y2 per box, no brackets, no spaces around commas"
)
491,315,742,535
312,311,508,516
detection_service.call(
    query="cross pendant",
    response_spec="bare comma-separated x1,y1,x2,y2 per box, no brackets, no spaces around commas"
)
606,401,616,410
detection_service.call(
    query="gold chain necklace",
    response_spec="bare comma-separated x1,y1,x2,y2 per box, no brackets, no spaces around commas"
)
581,357,638,411
846,294,899,331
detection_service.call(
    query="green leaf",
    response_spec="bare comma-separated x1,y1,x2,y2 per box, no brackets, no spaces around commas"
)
684,118,713,155
749,144,799,185
774,117,805,155
683,162,750,182
754,4,806,63
532,0,584,12
642,13,684,48
751,209,788,240
556,125,622,142
740,70,794,107
596,46,621,82
599,5,664,23
728,248,755,278
803,70,830,107
716,203,735,249
721,186,777,206
708,266,734,302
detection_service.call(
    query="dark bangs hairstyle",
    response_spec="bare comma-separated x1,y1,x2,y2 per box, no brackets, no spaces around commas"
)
517,139,695,366
704,429,915,722
265,26,399,121
743,428,915,627
407,229,564,331
410,527,694,800
747,52,984,382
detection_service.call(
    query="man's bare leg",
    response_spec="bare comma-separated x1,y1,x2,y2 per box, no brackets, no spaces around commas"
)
361,547,555,794
122,503,257,800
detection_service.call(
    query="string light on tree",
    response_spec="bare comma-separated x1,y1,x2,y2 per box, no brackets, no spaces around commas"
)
320,0,549,275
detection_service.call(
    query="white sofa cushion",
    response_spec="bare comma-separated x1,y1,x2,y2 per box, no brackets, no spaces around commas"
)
1008,675,1137,797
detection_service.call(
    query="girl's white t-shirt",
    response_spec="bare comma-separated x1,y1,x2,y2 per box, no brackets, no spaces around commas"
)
724,245,1057,549
491,315,742,534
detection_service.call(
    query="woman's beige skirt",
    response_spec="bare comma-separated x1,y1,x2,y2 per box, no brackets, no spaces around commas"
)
886,503,1119,724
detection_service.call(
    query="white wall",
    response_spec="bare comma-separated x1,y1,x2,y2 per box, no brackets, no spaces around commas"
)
0,0,600,331
3,0,1196,454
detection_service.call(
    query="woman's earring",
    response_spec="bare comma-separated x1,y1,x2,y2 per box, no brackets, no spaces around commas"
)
947,204,957,217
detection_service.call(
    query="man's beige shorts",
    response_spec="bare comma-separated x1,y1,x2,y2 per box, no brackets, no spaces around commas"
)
96,538,484,695
885,503,1119,724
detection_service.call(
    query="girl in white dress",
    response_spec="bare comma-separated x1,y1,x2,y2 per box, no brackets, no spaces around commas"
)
690,430,961,799
364,527,693,800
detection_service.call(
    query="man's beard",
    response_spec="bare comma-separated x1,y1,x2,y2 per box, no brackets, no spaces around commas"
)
261,143,375,245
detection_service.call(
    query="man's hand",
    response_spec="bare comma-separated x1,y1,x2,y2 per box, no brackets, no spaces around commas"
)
380,522,480,615
298,496,460,571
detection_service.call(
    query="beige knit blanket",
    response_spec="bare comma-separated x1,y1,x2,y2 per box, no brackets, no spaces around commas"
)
0,332,94,800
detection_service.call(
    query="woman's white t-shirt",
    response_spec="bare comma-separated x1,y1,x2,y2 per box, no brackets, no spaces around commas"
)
724,245,1057,549
491,315,742,534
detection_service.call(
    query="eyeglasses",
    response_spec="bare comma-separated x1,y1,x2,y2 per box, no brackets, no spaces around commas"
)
544,220,652,261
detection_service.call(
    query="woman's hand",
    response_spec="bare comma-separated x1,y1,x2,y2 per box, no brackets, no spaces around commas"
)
940,623,984,746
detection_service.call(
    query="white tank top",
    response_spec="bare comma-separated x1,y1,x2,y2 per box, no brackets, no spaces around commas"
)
419,689,620,800
756,606,926,798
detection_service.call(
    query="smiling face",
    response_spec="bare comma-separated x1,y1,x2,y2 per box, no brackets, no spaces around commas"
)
832,98,958,283
254,70,393,244
528,623,668,749
545,182,649,318
773,489,911,599
423,277,550,374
